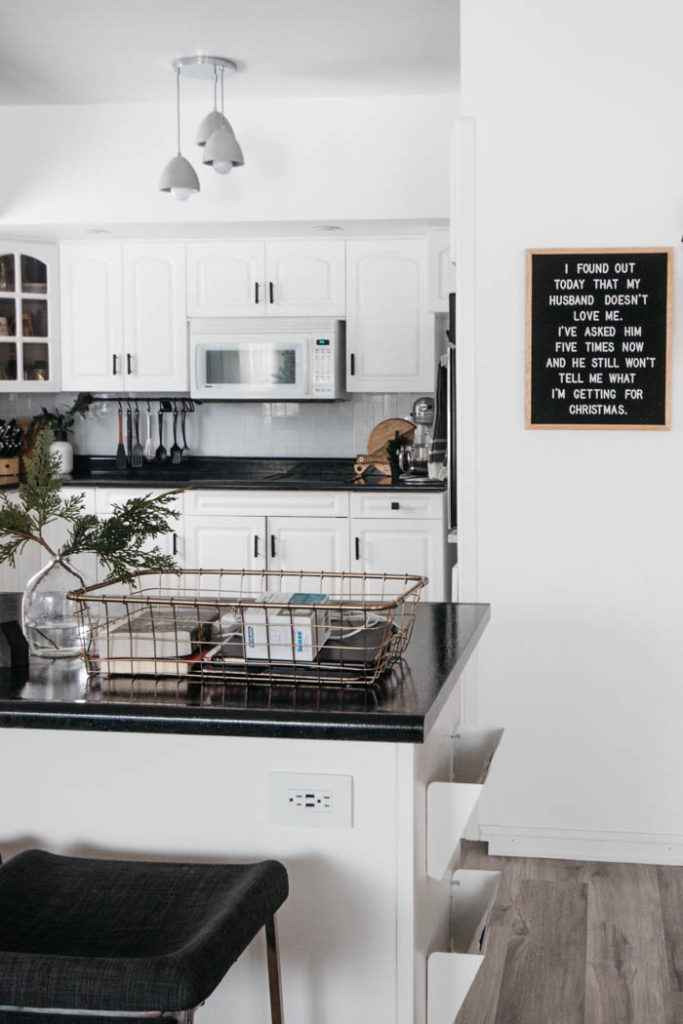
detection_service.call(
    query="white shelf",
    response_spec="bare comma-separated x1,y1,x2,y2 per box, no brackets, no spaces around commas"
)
427,869,501,1024
427,726,504,879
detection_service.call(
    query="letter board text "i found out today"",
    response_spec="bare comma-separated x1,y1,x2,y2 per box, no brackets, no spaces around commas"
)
526,248,673,430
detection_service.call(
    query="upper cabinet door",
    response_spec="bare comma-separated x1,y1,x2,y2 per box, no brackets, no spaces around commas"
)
427,229,456,313
266,240,345,317
60,243,122,392
186,242,265,317
123,243,187,392
0,242,60,393
345,239,434,392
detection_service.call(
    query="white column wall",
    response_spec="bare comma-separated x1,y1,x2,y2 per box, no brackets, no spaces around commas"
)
459,0,683,860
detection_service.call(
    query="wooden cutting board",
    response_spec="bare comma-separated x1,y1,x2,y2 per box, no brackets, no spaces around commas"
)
367,418,415,454
353,418,415,477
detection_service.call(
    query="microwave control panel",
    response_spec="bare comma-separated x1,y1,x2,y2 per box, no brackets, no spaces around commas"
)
312,338,334,396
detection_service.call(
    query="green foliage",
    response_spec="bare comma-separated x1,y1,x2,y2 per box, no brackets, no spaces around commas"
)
33,392,95,441
0,426,180,582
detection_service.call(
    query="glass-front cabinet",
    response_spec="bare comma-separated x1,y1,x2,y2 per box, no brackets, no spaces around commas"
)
0,242,59,391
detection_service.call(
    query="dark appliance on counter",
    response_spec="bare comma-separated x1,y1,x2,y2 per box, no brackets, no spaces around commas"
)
446,292,457,531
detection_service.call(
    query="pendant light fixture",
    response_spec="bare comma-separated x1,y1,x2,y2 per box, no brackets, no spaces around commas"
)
159,66,200,202
202,65,244,175
159,55,243,200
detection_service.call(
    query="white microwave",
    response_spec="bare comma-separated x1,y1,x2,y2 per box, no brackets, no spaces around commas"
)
190,318,346,401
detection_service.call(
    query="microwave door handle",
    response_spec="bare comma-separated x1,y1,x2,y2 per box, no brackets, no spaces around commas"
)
299,341,310,396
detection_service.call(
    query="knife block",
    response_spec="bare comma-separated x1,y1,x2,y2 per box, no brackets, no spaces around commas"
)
0,456,20,477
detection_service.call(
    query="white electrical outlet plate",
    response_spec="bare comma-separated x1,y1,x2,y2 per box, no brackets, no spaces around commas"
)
269,772,353,828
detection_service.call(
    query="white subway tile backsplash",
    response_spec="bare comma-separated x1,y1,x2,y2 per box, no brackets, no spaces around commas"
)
0,392,427,460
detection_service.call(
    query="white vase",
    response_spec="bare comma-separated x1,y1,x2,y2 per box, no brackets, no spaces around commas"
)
50,440,73,476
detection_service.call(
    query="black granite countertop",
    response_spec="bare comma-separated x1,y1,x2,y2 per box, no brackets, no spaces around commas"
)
40,456,446,493
0,597,489,743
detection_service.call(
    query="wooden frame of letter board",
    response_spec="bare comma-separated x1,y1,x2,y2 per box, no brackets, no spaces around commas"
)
525,247,673,430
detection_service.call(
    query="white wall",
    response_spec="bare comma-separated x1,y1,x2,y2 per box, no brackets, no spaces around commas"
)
460,0,683,861
0,94,454,228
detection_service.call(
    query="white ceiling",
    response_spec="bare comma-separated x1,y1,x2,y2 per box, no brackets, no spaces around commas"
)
0,0,459,105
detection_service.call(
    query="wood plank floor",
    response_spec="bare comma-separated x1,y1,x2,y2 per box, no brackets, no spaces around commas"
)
456,841,683,1024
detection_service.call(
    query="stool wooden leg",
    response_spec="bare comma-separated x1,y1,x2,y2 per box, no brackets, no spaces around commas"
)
265,916,284,1024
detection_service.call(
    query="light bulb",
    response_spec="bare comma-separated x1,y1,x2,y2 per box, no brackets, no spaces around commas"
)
212,160,233,175
170,187,193,202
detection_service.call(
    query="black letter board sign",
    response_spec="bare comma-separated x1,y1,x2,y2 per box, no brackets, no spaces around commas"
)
526,247,673,429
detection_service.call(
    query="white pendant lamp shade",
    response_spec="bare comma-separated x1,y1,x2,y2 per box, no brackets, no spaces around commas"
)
159,55,242,198
159,154,200,200
203,123,244,174
159,64,200,201
196,109,230,146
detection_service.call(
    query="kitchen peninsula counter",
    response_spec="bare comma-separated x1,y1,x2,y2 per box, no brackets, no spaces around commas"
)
0,598,488,743
0,595,491,1024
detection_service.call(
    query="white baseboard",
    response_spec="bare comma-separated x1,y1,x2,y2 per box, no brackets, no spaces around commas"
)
479,824,683,865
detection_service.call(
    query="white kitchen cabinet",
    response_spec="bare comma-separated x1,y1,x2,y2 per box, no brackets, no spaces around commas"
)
427,229,456,313
267,515,349,576
186,239,345,318
183,515,264,583
60,244,121,391
91,486,182,577
265,240,345,316
0,500,42,591
182,492,350,588
122,244,188,392
0,242,60,392
40,486,99,584
39,487,179,583
350,518,445,601
186,242,263,317
345,238,434,392
60,243,187,392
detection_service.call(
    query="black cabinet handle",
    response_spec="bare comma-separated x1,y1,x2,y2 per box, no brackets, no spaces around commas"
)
127,353,133,375
350,353,356,376
355,537,360,561
172,532,179,556
254,535,259,558
254,282,260,304
112,354,119,375
271,534,276,558
269,281,274,304
391,501,400,510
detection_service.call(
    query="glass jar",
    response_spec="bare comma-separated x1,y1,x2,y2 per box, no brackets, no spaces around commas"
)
21,556,90,659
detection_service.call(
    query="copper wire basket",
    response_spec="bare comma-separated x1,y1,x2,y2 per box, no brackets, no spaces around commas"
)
69,569,427,690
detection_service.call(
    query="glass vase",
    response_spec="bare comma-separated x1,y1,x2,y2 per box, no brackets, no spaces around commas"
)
21,556,90,659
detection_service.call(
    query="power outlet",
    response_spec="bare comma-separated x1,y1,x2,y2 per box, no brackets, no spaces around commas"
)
270,772,353,828
288,788,332,812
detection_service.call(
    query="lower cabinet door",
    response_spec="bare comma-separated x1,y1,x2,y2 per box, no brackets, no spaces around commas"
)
350,517,445,601
183,515,266,587
266,516,350,579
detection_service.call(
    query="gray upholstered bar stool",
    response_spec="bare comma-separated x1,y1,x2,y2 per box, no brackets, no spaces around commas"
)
0,849,288,1024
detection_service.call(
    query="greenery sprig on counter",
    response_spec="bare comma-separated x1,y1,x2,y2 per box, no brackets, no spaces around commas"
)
0,427,180,584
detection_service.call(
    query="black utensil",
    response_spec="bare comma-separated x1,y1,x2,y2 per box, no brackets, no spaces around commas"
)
131,407,143,468
155,405,168,462
125,405,133,464
170,405,182,464
115,408,127,469
179,401,189,459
